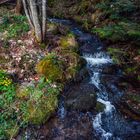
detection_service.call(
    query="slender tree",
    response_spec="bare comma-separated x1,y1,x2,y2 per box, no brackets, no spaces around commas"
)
22,0,47,43
15,0,22,14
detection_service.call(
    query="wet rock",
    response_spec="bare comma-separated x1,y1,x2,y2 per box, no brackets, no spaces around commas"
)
17,112,97,140
79,43,96,54
101,64,118,75
74,67,89,82
78,34,93,43
95,102,105,113
100,75,119,87
65,83,97,111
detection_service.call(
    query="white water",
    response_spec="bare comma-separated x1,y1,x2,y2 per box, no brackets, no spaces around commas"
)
83,52,112,65
84,52,116,140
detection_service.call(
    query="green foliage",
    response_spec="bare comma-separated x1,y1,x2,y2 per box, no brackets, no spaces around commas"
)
0,70,17,139
108,47,140,80
60,33,78,52
93,22,140,41
95,0,136,20
0,71,62,139
18,77,62,125
107,48,128,64
0,15,29,39
0,70,15,107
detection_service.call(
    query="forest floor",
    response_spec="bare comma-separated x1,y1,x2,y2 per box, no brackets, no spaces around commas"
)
0,1,140,139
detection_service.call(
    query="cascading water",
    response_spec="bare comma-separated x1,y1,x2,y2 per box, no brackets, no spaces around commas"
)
84,52,117,140
44,19,140,140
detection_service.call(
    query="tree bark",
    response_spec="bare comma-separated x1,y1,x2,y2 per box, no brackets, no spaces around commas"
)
15,0,22,14
42,0,47,41
22,0,47,43
29,0,42,42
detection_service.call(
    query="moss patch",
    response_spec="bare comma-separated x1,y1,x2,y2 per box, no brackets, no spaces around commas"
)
36,53,64,82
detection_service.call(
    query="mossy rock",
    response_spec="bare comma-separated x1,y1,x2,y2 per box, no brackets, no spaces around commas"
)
16,85,31,100
61,52,86,80
18,80,60,125
23,94,58,125
47,22,59,34
59,34,78,52
96,102,105,112
36,54,64,82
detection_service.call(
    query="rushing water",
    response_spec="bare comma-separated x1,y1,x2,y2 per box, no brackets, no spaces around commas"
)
42,19,140,140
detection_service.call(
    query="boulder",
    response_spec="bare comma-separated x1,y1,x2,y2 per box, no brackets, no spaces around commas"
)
65,83,97,111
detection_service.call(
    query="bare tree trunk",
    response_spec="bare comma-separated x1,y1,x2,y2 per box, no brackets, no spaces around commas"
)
22,0,33,28
29,0,42,42
22,0,47,43
15,0,22,14
42,0,47,41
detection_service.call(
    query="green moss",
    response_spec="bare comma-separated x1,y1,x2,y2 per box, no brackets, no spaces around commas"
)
22,93,58,125
96,102,105,112
59,33,78,52
19,78,61,125
37,53,64,81
16,86,30,100
107,47,127,64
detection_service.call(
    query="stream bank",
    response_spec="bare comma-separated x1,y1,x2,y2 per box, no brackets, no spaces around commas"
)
16,19,140,140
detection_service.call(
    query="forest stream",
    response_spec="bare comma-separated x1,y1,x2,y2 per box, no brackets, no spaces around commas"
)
16,19,140,140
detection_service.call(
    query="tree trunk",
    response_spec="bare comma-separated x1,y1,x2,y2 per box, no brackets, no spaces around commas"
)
15,0,22,14
29,0,42,42
42,0,47,42
22,0,47,43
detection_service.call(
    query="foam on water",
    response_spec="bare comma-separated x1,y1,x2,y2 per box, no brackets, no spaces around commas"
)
83,52,112,65
84,52,116,140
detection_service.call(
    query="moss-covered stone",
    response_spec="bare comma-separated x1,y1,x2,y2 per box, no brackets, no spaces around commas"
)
59,33,78,52
36,53,64,82
96,102,105,112
18,79,61,125
16,85,30,100
22,93,58,125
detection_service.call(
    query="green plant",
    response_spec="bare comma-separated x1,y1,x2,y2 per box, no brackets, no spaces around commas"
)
93,22,140,42
0,15,29,39
0,70,17,139
0,74,62,139
107,48,128,65
95,0,135,20
18,77,62,124
0,70,15,105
